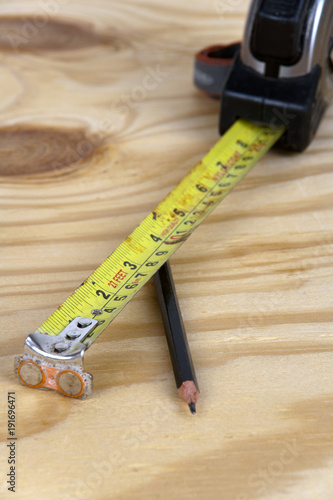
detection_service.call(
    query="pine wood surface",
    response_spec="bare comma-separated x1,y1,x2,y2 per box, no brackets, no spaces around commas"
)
1,1,333,499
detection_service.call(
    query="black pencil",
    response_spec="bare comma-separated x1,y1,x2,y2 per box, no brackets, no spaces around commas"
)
154,260,199,414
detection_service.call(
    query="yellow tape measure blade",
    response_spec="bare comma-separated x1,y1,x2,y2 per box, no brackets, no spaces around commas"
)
37,119,285,346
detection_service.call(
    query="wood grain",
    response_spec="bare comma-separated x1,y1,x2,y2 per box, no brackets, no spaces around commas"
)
0,1,333,499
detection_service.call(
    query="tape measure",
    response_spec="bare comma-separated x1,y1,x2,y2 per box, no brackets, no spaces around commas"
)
15,119,285,398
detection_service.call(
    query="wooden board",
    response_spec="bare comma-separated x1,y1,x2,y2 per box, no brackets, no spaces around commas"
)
1,1,333,499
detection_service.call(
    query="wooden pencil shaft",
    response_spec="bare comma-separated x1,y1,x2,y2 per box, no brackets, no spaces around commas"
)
154,261,198,390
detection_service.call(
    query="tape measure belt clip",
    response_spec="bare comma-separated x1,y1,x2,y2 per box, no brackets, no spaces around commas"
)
194,43,241,98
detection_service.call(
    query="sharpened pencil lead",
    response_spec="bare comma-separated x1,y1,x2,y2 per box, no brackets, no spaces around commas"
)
189,402,196,415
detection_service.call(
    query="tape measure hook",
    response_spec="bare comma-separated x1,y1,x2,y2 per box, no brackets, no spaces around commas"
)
15,317,98,398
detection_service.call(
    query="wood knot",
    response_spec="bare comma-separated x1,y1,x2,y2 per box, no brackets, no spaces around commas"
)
0,17,115,52
0,126,103,176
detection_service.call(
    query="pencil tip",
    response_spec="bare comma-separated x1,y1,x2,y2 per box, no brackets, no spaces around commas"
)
188,402,196,415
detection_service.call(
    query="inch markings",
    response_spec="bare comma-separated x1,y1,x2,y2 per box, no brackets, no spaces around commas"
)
36,121,284,347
